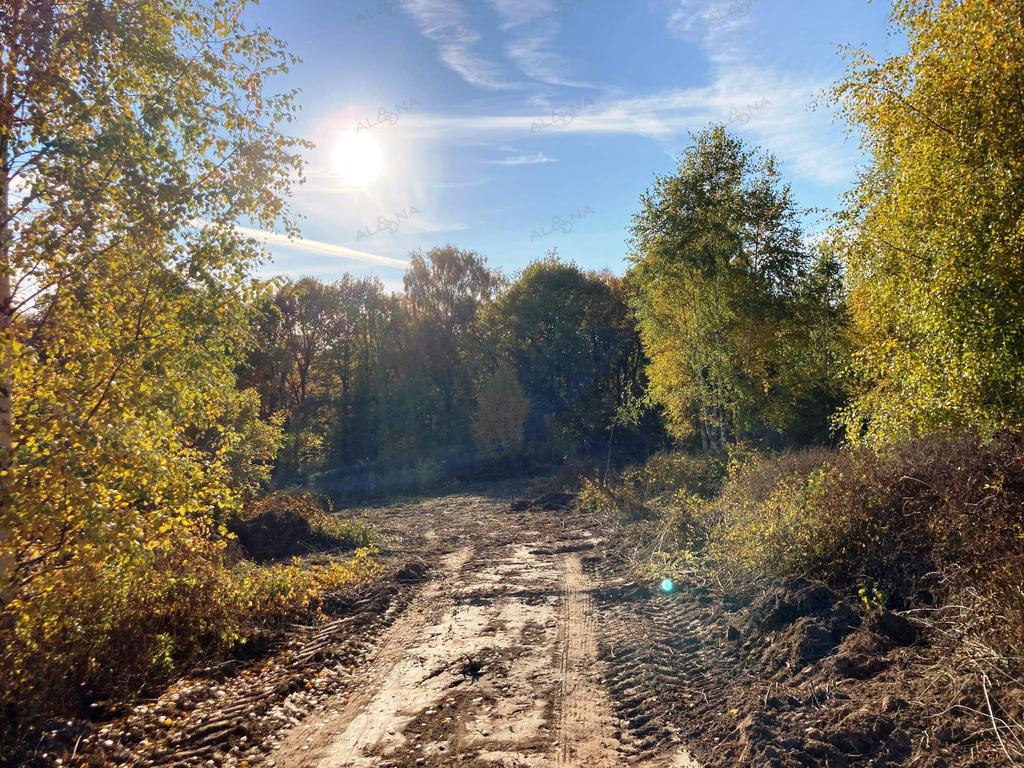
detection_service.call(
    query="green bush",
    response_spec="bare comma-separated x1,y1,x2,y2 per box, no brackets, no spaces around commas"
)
699,448,836,574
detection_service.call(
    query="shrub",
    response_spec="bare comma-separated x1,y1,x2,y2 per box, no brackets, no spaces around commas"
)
705,436,1023,596
577,451,726,523
699,447,837,573
699,434,1024,659
414,457,443,493
0,522,376,759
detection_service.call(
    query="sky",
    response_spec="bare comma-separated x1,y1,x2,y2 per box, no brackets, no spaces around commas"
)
243,0,899,290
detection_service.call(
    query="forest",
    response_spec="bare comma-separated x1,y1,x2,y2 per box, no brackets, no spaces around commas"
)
1,0,1023,765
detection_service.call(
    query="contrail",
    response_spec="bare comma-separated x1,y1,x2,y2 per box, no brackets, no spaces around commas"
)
193,220,409,268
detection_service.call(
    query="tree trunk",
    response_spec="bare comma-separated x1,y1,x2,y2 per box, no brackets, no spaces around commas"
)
604,422,615,485
0,14,15,604
0,155,10,461
0,31,12,462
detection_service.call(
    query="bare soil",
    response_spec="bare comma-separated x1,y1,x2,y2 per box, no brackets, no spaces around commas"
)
267,488,698,768
25,485,1013,767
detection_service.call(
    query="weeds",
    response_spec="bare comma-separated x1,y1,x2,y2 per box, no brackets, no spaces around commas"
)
1,493,378,759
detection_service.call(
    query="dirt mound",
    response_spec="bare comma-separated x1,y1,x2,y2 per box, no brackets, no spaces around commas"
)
229,492,358,562
510,490,574,511
591,558,1009,767
738,578,861,671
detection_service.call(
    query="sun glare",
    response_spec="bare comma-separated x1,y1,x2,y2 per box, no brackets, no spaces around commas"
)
331,131,384,187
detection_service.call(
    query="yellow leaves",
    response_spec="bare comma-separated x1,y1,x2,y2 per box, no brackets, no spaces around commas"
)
833,0,1024,444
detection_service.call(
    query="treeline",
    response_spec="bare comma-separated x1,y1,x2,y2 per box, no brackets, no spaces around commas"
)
239,250,659,493
249,126,850,498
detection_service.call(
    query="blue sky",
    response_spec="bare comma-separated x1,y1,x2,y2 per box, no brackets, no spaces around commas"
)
243,0,898,289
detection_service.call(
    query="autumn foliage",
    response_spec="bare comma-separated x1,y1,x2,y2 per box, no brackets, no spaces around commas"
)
1,0,1023,759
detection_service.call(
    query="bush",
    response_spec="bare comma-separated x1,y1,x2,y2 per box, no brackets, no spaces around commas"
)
699,447,837,573
695,434,1024,660
577,451,726,522
229,491,371,562
0,512,376,759
599,436,1024,661
705,436,1023,597
414,457,443,493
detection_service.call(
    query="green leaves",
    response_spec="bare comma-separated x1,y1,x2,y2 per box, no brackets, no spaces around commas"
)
628,127,843,449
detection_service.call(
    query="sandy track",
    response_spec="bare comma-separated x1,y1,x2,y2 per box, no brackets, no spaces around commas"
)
268,492,699,768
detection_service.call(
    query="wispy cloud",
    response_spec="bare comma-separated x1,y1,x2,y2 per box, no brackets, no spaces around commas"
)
426,177,490,189
399,70,855,185
487,151,558,165
400,0,519,89
487,0,593,88
660,0,855,185
401,105,675,137
669,0,754,38
223,223,409,268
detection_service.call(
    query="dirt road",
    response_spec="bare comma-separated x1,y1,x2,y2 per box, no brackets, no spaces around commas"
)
45,487,962,767
267,490,700,768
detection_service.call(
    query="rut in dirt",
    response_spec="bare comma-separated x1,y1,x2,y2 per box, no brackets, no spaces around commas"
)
267,492,700,768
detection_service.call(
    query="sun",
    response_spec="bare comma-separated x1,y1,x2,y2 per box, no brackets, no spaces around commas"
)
331,131,384,187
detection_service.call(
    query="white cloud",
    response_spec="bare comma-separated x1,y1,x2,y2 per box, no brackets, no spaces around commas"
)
487,151,558,165
487,0,595,88
668,0,755,39
400,0,520,89
400,105,675,137
398,70,856,186
660,0,856,185
407,217,470,233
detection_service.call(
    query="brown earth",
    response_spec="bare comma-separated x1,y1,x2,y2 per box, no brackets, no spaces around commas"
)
23,486,1015,767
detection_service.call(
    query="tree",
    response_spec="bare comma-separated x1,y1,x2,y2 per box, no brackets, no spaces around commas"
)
240,275,404,474
628,126,834,449
400,245,502,451
485,256,639,457
1,0,303,725
830,0,1024,443
472,365,530,458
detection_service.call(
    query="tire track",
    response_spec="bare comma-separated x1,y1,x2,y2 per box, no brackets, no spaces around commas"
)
270,546,473,767
556,554,621,767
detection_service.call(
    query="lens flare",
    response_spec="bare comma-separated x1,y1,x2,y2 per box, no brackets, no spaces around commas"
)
660,578,674,594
